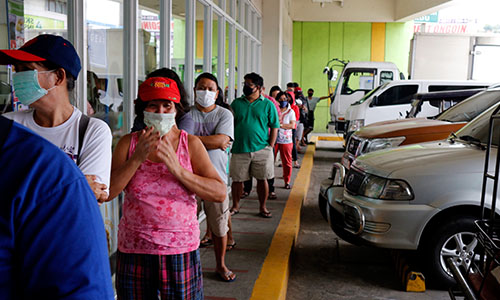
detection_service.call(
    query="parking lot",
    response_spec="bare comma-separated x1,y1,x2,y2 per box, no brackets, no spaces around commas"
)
287,145,448,300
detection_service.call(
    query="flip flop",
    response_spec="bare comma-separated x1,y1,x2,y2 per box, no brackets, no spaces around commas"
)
259,211,272,218
200,237,213,248
216,270,236,282
241,191,249,198
269,192,277,200
230,208,239,216
226,242,236,251
284,183,291,189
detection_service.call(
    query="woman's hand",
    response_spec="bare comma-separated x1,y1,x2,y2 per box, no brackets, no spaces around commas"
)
130,127,160,163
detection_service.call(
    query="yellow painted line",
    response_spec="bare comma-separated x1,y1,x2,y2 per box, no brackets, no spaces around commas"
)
317,136,343,141
250,137,317,300
371,23,386,62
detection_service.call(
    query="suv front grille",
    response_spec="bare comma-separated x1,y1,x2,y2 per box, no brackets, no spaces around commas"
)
345,168,365,194
347,137,361,156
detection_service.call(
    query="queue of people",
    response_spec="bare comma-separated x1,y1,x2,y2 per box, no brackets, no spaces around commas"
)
0,34,314,299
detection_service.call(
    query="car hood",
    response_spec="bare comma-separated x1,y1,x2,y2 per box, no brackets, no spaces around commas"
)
365,118,427,127
352,140,487,178
356,118,462,139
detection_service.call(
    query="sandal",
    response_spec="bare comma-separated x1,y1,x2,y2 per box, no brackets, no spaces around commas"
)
241,191,249,198
200,237,213,248
216,270,236,282
229,208,240,216
226,242,236,251
259,211,272,218
284,183,291,189
268,192,277,200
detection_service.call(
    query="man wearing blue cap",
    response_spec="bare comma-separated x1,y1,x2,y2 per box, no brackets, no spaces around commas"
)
0,34,112,203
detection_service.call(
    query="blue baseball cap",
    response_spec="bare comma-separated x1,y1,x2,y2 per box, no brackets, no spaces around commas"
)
0,34,81,79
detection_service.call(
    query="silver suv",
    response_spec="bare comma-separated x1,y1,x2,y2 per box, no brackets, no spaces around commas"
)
320,103,500,287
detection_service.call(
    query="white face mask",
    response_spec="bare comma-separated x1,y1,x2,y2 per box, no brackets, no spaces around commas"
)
143,111,176,136
195,90,217,108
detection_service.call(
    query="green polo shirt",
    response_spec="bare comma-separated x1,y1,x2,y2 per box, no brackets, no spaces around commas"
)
231,95,280,153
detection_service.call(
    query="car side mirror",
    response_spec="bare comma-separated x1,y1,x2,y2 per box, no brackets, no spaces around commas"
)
331,70,338,81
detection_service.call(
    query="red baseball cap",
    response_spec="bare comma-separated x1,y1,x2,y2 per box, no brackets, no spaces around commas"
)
138,77,180,103
294,87,303,92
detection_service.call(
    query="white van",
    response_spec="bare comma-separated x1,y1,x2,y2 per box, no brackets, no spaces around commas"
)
344,80,491,137
328,61,403,133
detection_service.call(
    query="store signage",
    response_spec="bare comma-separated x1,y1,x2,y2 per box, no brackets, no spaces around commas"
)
414,23,469,34
414,12,439,23
7,0,24,49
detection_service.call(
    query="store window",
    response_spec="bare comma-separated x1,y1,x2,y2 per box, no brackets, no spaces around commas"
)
212,12,219,76
85,0,124,137
172,0,186,82
139,1,161,77
0,2,9,113
232,29,239,100
47,0,67,14
1,0,67,113
195,0,205,79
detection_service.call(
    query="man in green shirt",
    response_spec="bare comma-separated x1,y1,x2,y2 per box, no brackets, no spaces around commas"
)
229,73,279,218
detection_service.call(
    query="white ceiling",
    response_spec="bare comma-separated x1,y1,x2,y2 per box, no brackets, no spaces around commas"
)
136,0,454,22
291,0,455,22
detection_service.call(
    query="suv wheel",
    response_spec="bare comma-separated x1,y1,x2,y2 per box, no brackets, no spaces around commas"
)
422,216,479,288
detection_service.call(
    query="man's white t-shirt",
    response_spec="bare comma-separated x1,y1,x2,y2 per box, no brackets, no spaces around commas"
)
4,107,112,190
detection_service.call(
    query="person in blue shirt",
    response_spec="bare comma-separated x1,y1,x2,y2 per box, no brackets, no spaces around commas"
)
0,115,114,299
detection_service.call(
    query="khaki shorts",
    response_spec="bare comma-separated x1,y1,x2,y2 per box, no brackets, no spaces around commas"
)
200,194,230,237
230,146,274,181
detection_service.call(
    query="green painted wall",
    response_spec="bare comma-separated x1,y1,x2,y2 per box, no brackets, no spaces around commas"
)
385,22,413,78
173,18,186,59
293,21,413,133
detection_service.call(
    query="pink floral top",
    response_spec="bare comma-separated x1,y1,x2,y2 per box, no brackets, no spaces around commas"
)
118,130,199,255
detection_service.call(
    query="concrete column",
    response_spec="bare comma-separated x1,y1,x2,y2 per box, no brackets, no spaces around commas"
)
261,0,282,88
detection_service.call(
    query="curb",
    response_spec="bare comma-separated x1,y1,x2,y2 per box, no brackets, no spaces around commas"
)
250,137,318,300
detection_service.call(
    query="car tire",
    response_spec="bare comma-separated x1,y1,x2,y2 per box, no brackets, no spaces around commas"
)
422,215,479,288
318,193,328,222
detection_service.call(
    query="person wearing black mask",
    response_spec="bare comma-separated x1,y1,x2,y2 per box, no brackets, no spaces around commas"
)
302,88,330,145
229,73,280,218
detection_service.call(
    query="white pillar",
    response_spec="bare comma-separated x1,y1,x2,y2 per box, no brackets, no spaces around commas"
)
261,0,282,88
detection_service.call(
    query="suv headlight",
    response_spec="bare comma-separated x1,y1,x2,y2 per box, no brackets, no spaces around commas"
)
359,174,386,198
362,136,406,154
380,180,414,200
359,174,414,200
348,119,365,133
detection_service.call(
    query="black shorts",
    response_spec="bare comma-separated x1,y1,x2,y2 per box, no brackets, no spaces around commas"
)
307,111,315,129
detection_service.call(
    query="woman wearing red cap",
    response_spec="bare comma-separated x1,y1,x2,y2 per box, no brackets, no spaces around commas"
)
108,75,226,299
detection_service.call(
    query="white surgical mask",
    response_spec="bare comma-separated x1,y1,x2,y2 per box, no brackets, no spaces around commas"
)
195,90,217,108
143,111,176,136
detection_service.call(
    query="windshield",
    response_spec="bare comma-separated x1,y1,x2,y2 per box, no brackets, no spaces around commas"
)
341,69,376,95
455,102,500,147
353,84,386,105
438,89,500,122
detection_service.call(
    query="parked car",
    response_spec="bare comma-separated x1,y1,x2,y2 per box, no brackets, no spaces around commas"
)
320,103,500,287
343,80,491,140
326,60,402,133
320,87,499,223
341,87,500,169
